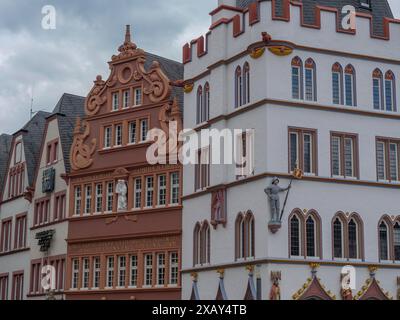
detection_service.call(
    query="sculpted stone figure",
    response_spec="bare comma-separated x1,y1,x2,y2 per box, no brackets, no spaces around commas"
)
116,180,128,212
264,177,291,222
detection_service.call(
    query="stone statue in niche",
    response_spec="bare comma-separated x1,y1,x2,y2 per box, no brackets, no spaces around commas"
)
269,271,282,301
264,177,291,223
116,180,128,212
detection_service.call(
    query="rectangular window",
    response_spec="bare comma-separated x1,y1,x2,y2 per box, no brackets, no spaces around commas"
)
95,184,103,213
104,127,112,149
134,178,142,209
332,72,340,105
170,172,180,205
71,259,79,289
93,257,101,289
331,134,358,178
377,139,400,182
1,220,12,253
288,129,317,175
112,92,119,111
115,124,122,147
345,74,354,106
140,119,148,142
14,215,27,250
373,78,382,110
129,121,136,144
169,252,179,286
389,143,399,181
331,136,341,176
130,255,138,287
123,90,130,109
118,256,126,288
145,176,154,208
54,193,66,221
0,275,8,300
156,253,166,286
11,273,23,300
84,185,92,215
385,80,394,112
305,68,314,101
377,141,386,181
195,147,210,191
15,142,22,164
157,175,167,206
235,130,255,179
292,67,300,99
134,88,142,106
144,254,153,287
82,258,90,289
74,186,82,216
106,256,114,288
106,182,114,212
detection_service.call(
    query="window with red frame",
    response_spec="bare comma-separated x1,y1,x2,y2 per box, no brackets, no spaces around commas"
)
34,198,51,227
14,214,27,250
46,139,59,165
1,219,12,253
30,257,65,295
0,274,8,300
11,272,23,300
54,193,66,221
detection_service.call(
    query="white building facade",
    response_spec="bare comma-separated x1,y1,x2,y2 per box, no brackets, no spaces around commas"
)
0,112,49,300
181,0,400,300
27,94,85,300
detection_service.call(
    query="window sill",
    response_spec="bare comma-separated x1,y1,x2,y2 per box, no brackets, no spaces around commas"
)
0,247,30,257
31,219,67,230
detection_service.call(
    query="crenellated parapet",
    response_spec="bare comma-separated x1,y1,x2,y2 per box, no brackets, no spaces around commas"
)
182,0,400,77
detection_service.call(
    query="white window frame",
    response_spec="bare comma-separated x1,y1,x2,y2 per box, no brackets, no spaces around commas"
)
129,255,138,288
104,127,112,149
84,185,92,216
82,258,90,290
112,92,119,111
170,172,180,206
106,256,114,289
133,178,142,210
134,88,142,106
169,252,179,286
74,186,82,216
156,253,166,287
157,175,167,207
106,182,114,213
117,256,126,289
144,254,153,287
71,259,79,290
95,184,103,214
123,90,130,109
93,257,101,289
140,119,148,143
129,121,136,145
145,176,154,208
115,124,122,147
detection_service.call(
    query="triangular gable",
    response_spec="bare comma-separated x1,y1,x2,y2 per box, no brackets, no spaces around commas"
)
244,274,257,300
355,278,392,300
216,278,228,300
293,277,336,300
190,281,200,301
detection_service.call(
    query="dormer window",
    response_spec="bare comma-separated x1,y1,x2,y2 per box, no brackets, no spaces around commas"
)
360,0,371,9
14,142,22,164
112,92,119,111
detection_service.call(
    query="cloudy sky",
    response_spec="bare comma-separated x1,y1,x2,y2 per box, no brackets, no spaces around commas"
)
0,0,399,135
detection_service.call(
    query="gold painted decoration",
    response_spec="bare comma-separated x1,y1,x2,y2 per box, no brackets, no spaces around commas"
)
184,83,194,94
70,118,96,171
250,47,265,59
354,278,393,300
268,45,293,57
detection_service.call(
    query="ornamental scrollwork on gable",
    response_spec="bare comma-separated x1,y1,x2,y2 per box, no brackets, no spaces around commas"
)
84,25,171,116
70,118,96,171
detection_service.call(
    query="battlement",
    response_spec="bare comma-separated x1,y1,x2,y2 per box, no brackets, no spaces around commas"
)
183,0,400,75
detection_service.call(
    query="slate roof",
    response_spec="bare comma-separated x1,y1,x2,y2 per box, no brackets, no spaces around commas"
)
18,111,51,187
144,52,184,113
51,93,86,174
236,0,393,36
0,134,12,191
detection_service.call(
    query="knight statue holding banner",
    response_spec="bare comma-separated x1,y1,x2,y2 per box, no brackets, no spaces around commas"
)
264,177,291,223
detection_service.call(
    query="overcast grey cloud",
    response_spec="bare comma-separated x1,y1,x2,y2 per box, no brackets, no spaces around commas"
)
0,0,398,135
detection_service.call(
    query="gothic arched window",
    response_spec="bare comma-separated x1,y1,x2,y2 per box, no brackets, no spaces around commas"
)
379,221,389,261
305,58,316,102
306,216,316,257
235,66,242,108
243,62,250,105
332,63,343,105
193,223,201,266
348,218,359,259
373,69,383,110
200,221,211,265
394,222,400,261
235,212,255,260
344,64,357,106
290,214,302,257
333,217,344,258
385,71,396,112
196,86,203,125
203,82,210,122
291,57,303,100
